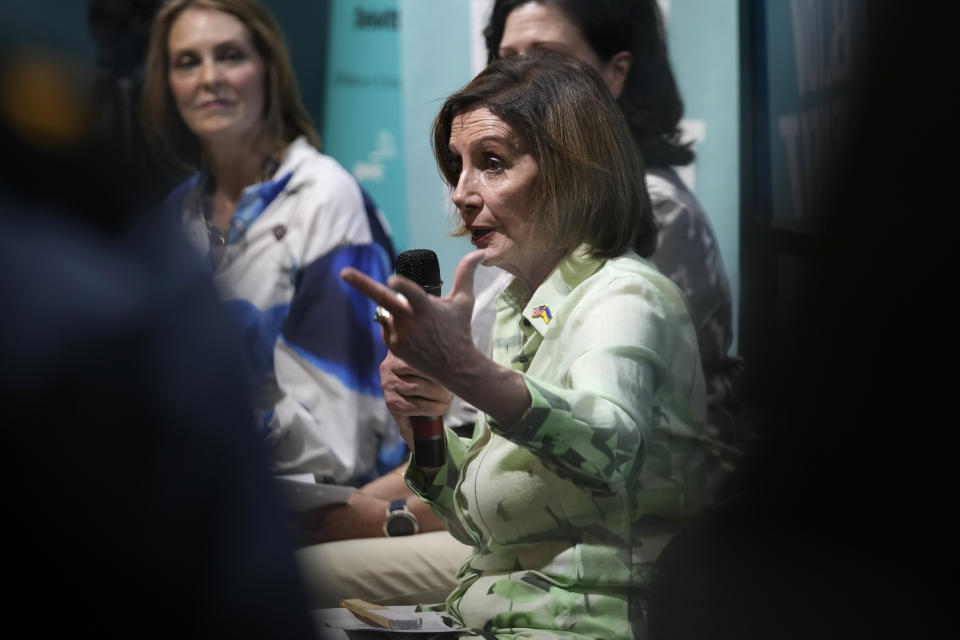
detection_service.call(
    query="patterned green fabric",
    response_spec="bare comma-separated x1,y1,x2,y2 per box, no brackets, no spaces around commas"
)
407,248,710,639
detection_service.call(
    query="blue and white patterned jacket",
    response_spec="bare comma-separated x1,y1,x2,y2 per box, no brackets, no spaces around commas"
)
168,136,399,485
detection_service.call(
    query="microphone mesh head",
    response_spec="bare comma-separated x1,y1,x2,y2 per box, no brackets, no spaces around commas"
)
395,249,442,296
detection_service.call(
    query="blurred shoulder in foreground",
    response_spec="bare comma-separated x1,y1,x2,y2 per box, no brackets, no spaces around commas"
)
1,43,317,639
647,5,958,639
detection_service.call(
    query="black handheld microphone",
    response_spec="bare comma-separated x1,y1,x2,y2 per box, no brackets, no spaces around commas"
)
394,249,446,468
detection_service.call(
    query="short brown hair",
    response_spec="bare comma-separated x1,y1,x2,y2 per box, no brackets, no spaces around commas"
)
140,0,318,170
432,51,656,258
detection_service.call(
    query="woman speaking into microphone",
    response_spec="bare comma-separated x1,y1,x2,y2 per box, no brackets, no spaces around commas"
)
342,52,711,639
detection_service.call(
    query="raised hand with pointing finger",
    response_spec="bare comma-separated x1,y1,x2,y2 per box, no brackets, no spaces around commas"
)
340,249,531,433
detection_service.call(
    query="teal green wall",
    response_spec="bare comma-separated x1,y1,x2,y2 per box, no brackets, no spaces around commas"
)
321,0,409,251
262,1,329,149
397,0,475,293
668,0,741,350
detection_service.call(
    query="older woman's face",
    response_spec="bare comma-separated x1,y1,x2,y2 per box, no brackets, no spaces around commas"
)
499,1,627,97
450,107,559,288
167,8,266,144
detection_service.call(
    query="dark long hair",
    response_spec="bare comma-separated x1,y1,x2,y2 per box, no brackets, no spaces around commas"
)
483,0,693,168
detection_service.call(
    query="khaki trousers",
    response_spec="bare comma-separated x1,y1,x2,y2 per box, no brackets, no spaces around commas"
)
296,531,473,608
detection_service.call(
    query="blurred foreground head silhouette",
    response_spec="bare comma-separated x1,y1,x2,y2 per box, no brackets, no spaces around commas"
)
647,4,957,639
1,30,317,640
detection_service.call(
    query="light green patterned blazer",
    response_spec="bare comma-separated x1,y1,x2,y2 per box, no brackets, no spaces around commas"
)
408,248,711,640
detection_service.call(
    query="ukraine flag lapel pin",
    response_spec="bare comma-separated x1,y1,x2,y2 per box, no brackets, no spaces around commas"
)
531,305,552,325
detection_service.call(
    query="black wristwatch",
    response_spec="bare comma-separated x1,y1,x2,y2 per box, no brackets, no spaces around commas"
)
383,498,420,537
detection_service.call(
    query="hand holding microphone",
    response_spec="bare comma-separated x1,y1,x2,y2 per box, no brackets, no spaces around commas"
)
340,248,487,466
392,249,446,467
340,250,484,466
341,248,485,377
343,248,531,454
379,351,452,467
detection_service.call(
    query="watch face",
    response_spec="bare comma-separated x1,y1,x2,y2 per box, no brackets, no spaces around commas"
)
386,514,416,536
